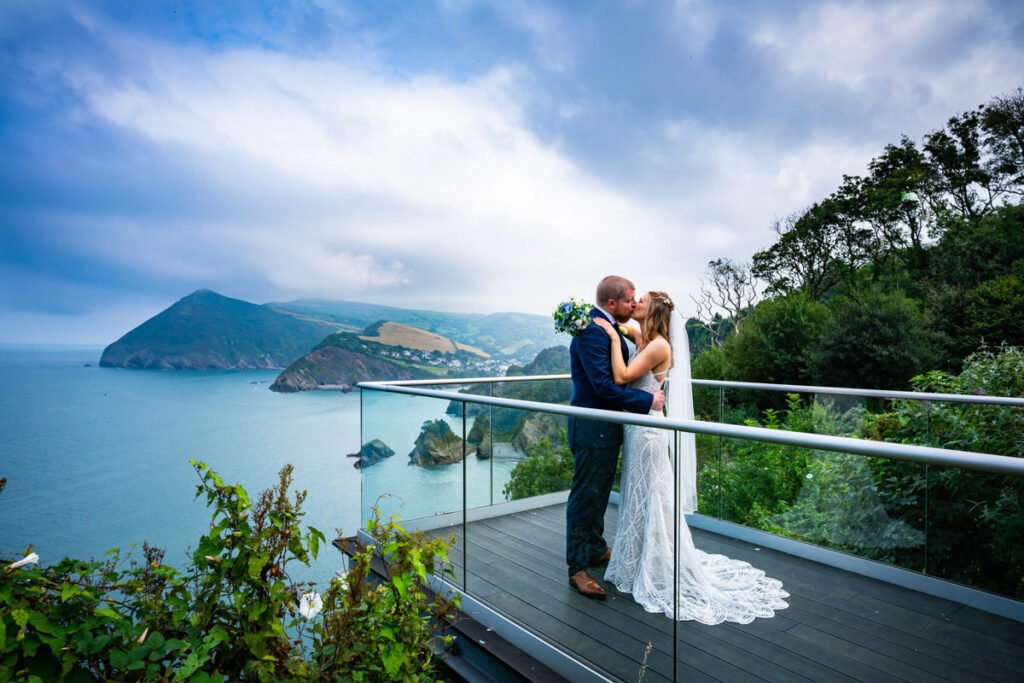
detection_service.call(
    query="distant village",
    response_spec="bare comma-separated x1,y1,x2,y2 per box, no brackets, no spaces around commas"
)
355,340,515,375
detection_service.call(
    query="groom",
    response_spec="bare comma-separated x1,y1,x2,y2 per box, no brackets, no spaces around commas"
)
566,275,664,599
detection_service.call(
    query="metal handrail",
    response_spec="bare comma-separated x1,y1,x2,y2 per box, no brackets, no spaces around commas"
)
358,380,1024,477
365,374,1024,407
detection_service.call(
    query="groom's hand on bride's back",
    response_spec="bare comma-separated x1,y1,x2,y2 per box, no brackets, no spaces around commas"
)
651,390,665,412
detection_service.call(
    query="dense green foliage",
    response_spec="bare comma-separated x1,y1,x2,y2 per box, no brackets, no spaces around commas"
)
863,347,1024,595
0,463,457,681
808,288,938,390
722,294,831,387
305,506,460,680
730,89,1024,387
694,347,1024,598
502,436,574,500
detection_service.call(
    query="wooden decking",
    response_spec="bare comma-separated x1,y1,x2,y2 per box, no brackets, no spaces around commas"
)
429,503,1024,683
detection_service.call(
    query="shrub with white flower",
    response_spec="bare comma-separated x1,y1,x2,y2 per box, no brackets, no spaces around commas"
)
298,591,323,620
5,551,39,571
553,298,593,336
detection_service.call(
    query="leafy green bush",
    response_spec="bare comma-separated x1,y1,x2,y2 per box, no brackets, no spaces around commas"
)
306,505,459,680
723,293,832,391
809,287,939,390
503,435,574,500
700,395,816,528
1,462,458,681
863,345,1024,597
691,347,725,420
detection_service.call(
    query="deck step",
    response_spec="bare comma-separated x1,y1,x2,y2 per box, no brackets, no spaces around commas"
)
334,536,567,683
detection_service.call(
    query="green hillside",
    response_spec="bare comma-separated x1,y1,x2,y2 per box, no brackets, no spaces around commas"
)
100,290,338,369
269,299,561,362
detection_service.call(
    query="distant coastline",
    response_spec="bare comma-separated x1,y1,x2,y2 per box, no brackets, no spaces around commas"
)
0,343,105,350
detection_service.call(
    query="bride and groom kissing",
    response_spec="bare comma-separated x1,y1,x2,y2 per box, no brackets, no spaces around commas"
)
565,275,788,623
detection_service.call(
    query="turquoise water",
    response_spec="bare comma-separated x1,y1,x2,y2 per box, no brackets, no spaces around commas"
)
0,346,514,586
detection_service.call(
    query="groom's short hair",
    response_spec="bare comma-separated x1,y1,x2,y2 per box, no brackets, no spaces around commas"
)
596,275,635,305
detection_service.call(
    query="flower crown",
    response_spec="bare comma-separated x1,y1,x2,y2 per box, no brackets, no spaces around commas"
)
652,295,674,309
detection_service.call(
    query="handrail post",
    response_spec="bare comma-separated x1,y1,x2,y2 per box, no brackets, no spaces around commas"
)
462,399,468,589
924,402,932,576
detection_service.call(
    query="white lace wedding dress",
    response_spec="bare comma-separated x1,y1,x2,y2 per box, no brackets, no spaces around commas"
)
604,370,790,623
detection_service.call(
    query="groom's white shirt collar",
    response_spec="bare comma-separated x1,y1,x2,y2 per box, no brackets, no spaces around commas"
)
593,305,616,323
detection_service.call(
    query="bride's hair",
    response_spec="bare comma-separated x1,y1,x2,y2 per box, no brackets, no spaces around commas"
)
641,290,675,358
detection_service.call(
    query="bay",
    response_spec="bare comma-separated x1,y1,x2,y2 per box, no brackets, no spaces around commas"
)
0,346,515,586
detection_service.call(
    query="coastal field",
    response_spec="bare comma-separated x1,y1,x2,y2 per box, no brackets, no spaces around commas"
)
359,321,489,357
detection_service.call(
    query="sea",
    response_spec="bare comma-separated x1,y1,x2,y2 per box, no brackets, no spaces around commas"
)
0,345,516,587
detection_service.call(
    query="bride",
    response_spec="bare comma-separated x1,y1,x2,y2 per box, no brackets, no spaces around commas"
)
593,291,789,623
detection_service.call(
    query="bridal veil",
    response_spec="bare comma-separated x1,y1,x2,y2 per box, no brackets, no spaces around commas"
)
666,310,698,515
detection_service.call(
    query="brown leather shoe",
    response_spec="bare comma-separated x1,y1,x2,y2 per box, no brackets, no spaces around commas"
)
569,570,607,600
591,549,612,566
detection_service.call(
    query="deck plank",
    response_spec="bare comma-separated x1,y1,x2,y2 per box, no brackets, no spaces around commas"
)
428,503,1024,682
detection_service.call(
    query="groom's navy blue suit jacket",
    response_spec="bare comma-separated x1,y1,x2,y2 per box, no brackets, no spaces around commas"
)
568,309,654,449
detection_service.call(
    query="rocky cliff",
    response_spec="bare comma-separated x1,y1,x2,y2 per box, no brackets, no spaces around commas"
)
270,345,427,392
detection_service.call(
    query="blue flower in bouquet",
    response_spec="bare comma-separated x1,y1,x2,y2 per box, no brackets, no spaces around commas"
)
553,297,593,336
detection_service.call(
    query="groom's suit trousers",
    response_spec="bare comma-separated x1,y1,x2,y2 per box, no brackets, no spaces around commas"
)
566,440,620,575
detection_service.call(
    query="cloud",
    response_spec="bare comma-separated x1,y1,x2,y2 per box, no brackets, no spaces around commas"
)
2,0,1023,343
749,0,1024,135
5,12,674,318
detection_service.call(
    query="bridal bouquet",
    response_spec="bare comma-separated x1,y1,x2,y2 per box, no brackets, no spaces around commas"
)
553,298,593,336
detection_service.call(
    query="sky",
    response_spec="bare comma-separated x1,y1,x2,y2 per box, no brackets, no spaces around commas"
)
2,1,1023,344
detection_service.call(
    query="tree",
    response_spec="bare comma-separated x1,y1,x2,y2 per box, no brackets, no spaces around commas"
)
979,87,1024,201
503,435,574,500
922,203,1024,363
857,138,935,275
752,200,869,301
723,293,832,387
809,288,938,390
961,266,1024,351
691,258,759,346
922,108,993,221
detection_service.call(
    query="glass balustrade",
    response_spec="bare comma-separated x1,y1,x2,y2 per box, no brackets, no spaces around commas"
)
358,376,1024,681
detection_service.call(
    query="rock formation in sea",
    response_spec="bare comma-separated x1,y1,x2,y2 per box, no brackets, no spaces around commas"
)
348,439,395,469
408,420,466,466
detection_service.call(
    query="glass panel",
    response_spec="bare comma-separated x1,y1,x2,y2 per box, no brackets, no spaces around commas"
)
926,465,1023,600
719,385,762,426
358,390,465,526
695,431,719,517
811,392,868,438
491,379,572,503
716,434,928,571
691,381,721,422
456,392,660,682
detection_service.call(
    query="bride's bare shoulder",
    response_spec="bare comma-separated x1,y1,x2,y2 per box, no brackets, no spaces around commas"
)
646,336,671,358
